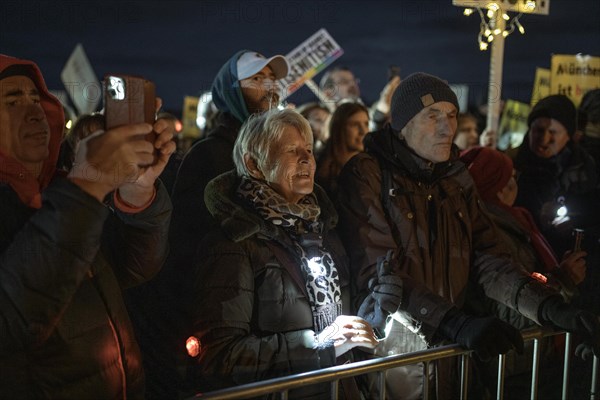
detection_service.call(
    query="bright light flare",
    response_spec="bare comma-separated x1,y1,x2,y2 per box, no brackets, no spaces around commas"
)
186,336,200,357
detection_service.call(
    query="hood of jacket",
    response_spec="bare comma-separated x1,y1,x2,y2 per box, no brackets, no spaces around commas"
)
210,50,251,125
204,170,338,243
364,126,463,184
0,54,64,208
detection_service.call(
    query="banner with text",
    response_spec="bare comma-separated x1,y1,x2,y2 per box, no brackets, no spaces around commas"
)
531,67,551,106
498,99,530,150
181,96,202,139
550,54,600,106
279,28,343,99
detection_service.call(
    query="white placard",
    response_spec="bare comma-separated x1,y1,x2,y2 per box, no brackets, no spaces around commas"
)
279,28,344,99
60,44,101,115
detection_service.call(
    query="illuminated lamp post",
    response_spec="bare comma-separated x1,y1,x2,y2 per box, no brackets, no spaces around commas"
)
452,0,550,146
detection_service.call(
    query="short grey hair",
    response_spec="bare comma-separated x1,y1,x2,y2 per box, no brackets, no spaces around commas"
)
233,108,313,177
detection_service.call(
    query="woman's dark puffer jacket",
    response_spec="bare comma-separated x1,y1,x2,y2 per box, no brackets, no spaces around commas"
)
187,171,351,400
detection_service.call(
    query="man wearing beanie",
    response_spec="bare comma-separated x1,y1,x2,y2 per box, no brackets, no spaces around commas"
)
513,94,598,256
336,73,600,399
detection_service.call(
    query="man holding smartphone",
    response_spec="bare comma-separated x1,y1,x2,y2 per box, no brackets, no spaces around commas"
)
0,54,176,398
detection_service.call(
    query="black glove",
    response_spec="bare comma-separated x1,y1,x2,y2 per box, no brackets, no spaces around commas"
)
540,296,600,360
357,251,402,334
438,308,524,362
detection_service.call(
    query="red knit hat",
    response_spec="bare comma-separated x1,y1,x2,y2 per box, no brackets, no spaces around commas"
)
460,146,513,202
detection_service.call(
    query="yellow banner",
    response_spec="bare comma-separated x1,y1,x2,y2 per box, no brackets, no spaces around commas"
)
498,99,531,150
531,67,551,106
550,54,600,106
181,96,202,139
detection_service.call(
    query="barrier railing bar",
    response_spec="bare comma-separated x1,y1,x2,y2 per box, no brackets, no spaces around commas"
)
591,355,598,400
377,370,386,400
192,328,576,400
329,378,338,399
530,337,540,400
497,353,506,400
562,332,572,400
460,354,469,400
423,360,430,400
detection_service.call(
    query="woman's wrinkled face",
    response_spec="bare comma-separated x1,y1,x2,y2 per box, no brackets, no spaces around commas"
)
528,117,570,158
264,125,316,204
454,117,479,150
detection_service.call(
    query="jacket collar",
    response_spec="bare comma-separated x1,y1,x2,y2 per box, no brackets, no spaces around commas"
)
204,170,338,243
364,126,462,184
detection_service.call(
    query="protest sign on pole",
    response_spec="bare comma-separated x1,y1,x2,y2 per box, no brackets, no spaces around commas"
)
61,44,101,116
550,53,600,106
181,96,202,139
497,99,530,150
531,67,551,106
279,28,344,102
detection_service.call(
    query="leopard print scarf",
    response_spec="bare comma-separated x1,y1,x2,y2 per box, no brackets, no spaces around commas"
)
237,176,342,333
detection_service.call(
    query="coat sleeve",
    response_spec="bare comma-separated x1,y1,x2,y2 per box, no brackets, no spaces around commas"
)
190,235,336,389
464,182,556,324
336,155,454,339
0,178,109,353
102,180,172,288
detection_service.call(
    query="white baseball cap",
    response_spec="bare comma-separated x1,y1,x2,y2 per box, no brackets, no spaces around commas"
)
236,51,289,81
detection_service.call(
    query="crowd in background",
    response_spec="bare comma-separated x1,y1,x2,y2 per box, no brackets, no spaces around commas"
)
1,47,600,400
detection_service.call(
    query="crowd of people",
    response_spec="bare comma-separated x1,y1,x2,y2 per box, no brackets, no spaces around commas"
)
1,47,599,400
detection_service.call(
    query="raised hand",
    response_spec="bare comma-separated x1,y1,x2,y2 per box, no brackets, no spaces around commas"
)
68,122,155,202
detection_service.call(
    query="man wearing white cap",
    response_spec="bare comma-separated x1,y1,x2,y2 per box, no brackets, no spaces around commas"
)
141,50,289,398
170,48,289,273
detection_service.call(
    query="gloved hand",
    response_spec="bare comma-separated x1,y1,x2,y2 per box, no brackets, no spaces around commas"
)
438,308,524,362
357,251,402,333
540,296,600,360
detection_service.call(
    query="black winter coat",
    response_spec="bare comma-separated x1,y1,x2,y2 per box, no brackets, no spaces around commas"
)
0,178,171,399
188,171,350,399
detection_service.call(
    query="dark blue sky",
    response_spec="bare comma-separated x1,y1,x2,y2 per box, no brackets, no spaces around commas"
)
2,0,599,114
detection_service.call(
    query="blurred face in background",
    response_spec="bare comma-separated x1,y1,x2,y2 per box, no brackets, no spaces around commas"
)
306,107,330,143
454,114,479,150
497,170,519,207
326,70,360,102
344,110,369,153
240,65,280,113
528,117,570,158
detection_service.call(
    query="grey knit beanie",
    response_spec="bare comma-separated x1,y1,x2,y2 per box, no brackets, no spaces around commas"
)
390,72,459,132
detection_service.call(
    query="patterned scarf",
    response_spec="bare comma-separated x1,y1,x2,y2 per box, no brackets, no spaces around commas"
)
237,176,342,333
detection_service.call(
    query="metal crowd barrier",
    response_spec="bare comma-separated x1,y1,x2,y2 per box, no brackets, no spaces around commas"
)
191,327,598,400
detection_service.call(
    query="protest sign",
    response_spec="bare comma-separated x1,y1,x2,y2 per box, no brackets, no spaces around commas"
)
181,95,202,139
531,67,551,106
497,99,530,150
551,54,600,106
279,28,343,99
61,44,101,115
